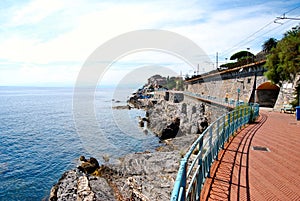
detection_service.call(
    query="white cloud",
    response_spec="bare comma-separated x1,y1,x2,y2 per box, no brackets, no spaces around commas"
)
0,63,80,86
167,2,295,62
98,51,193,86
0,0,299,86
8,0,65,26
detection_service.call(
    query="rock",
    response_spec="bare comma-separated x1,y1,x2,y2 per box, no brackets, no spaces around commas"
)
200,103,205,114
49,169,116,201
50,134,199,201
77,175,95,200
79,155,87,162
78,157,100,174
191,124,200,134
198,116,209,133
191,105,197,114
181,103,187,115
89,176,116,200
147,99,210,136
109,135,197,200
149,118,167,135
49,184,58,201
159,117,180,140
139,120,144,127
112,105,130,110
49,170,78,201
102,154,110,163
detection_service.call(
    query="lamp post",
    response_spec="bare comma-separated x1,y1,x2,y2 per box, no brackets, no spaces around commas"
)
247,48,250,65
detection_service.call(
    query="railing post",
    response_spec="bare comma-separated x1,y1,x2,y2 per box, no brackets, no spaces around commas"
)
222,115,226,149
236,110,238,131
248,107,251,122
255,104,259,117
197,136,204,199
227,113,230,142
232,110,236,133
207,126,213,178
239,108,242,128
216,118,220,152
243,107,246,124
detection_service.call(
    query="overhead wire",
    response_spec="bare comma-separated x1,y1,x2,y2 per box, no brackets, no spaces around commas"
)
284,5,300,14
240,19,295,47
220,21,274,55
247,16,300,51
218,5,300,58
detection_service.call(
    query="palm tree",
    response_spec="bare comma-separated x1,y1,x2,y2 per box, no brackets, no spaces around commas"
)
262,38,277,53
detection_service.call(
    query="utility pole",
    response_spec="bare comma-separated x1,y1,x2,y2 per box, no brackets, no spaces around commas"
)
216,52,218,69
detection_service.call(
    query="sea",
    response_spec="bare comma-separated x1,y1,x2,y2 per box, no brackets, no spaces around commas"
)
0,86,159,201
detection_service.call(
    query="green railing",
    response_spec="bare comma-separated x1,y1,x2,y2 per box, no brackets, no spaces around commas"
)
170,104,259,201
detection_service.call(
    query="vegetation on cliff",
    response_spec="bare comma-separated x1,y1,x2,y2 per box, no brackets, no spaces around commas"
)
166,76,184,91
264,25,300,106
264,25,300,86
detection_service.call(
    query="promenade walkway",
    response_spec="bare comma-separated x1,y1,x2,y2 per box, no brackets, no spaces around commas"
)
201,109,300,201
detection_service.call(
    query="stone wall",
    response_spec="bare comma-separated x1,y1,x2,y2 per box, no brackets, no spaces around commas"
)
187,75,269,104
154,91,184,103
169,92,184,103
186,71,300,110
183,95,230,122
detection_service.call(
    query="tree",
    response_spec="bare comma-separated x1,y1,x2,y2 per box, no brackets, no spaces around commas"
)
262,38,277,53
230,50,254,61
264,25,300,86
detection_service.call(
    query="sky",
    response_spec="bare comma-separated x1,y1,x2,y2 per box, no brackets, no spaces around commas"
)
0,0,299,87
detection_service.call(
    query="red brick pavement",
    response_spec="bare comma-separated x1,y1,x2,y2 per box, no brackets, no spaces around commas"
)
201,109,300,201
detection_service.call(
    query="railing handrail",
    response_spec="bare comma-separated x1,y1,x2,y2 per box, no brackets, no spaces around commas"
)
183,91,244,108
170,103,259,201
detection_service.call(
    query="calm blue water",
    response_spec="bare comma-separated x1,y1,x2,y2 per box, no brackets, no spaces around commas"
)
0,86,159,200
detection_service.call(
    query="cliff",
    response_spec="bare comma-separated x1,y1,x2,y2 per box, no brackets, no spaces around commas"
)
50,93,212,200
49,135,198,201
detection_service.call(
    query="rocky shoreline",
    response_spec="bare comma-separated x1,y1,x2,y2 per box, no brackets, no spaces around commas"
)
49,134,199,201
49,91,210,200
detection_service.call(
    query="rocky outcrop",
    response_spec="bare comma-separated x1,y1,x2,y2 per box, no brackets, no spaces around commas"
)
147,100,209,137
49,135,198,201
49,161,115,201
159,117,180,140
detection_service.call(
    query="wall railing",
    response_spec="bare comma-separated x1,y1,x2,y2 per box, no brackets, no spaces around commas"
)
183,91,245,107
170,103,259,201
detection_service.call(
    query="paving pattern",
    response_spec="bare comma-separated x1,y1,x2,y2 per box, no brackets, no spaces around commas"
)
201,109,300,201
